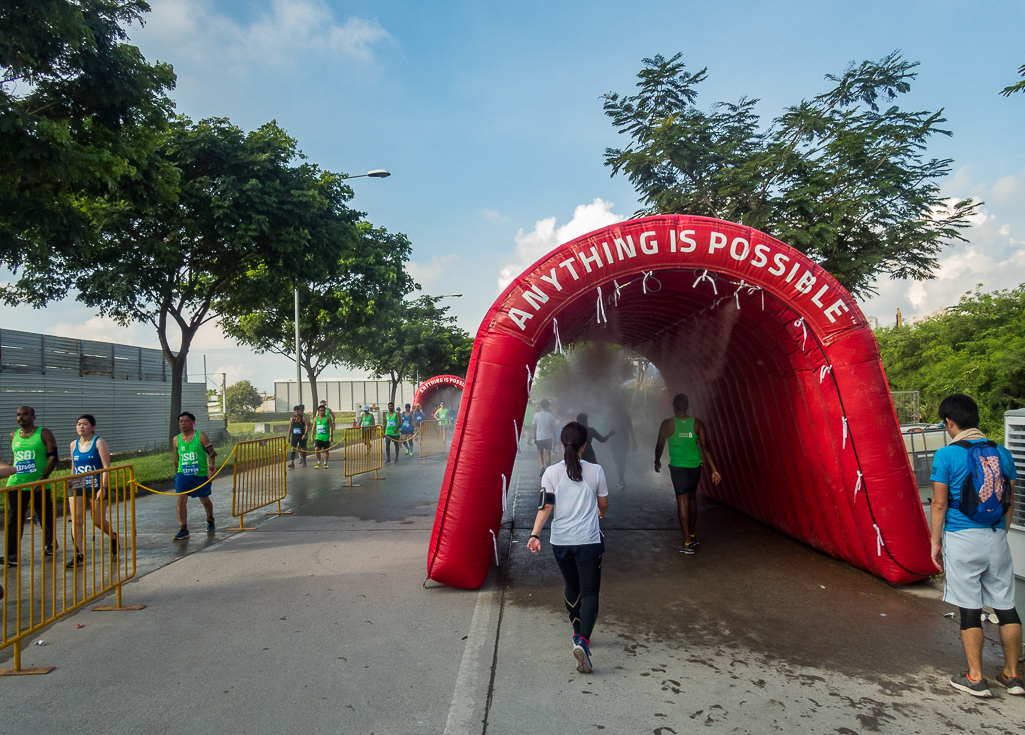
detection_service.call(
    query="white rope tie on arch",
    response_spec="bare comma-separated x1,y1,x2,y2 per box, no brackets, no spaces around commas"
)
854,470,863,500
819,365,832,383
552,319,563,354
613,279,622,306
501,473,507,514
693,269,718,295
733,280,750,310
490,528,499,566
596,287,607,324
842,416,849,449
642,271,661,294
793,317,807,351
526,365,533,394
513,419,521,454
873,524,884,557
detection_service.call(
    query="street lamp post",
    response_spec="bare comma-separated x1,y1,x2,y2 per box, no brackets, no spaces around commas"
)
294,170,391,406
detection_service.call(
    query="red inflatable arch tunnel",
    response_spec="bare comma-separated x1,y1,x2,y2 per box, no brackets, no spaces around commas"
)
413,375,466,410
428,215,932,589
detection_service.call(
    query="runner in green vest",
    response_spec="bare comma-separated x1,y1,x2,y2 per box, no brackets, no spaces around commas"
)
434,402,450,445
172,411,217,541
654,393,722,555
313,405,334,468
5,405,59,564
356,405,374,453
384,401,402,462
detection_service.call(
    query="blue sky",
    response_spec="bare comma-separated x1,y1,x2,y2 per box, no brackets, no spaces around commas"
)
2,0,1023,393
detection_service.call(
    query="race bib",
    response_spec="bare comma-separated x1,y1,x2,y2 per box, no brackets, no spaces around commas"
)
293,427,302,434
14,459,36,475
181,465,199,476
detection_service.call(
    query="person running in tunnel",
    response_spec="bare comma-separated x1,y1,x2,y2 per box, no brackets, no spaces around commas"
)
930,393,1022,698
576,413,615,466
653,393,721,555
527,421,608,674
532,399,559,479
434,402,450,444
608,401,637,489
288,405,308,469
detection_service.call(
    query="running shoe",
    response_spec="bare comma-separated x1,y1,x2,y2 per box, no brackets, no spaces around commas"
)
301,462,307,468
385,459,391,463
4,556,17,567
322,463,328,469
689,535,701,547
314,463,321,469
994,670,1025,696
288,462,295,469
206,518,216,533
44,543,57,556
573,637,593,674
678,542,696,555
110,534,119,557
173,528,190,541
950,672,992,697
65,553,83,569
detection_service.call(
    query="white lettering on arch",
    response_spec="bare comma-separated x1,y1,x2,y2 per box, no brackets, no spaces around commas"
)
614,236,636,260
639,231,658,254
751,243,770,268
730,237,750,261
522,285,549,311
709,232,727,254
509,308,534,331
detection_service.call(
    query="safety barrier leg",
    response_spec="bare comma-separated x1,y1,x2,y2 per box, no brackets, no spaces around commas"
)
0,640,54,676
266,499,293,516
93,582,146,612
237,511,256,531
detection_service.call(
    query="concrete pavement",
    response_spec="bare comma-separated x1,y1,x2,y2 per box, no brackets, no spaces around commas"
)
2,446,1023,734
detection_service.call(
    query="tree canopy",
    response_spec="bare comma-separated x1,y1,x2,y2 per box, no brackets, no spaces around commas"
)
219,222,416,408
225,379,263,421
875,285,1025,442
1001,64,1025,96
342,296,473,404
0,0,176,302
602,51,977,297
71,116,362,444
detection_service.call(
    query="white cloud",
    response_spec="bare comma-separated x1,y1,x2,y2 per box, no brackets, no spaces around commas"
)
214,363,255,386
49,316,148,345
407,255,460,288
497,198,625,290
139,0,390,76
482,209,509,223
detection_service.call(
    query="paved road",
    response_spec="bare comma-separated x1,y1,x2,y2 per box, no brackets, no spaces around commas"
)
3,445,1023,734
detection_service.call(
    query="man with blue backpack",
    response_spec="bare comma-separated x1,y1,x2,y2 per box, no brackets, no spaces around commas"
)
930,393,1022,698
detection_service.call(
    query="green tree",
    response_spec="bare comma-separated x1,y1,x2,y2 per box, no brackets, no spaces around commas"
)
602,52,978,297
70,117,361,445
875,285,1025,442
219,222,416,407
225,380,263,421
1000,64,1025,96
343,296,473,404
0,0,177,301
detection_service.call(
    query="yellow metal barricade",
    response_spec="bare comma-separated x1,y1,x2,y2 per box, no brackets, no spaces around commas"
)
418,420,446,462
231,436,290,530
342,426,383,486
1,465,140,675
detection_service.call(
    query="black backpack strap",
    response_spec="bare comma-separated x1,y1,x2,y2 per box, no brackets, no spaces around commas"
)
951,440,973,449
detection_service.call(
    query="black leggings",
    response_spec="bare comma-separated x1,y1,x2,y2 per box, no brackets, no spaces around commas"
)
554,554,602,641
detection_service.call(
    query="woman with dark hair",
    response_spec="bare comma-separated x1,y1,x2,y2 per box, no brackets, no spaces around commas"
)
527,421,609,674
67,414,116,568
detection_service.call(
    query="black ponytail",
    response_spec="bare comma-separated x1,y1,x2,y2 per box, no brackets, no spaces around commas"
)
561,421,587,482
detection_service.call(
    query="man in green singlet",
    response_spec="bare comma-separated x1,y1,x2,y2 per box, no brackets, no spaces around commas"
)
356,405,374,453
434,402,450,444
312,405,333,468
5,405,59,564
172,411,217,541
383,401,402,462
654,393,722,555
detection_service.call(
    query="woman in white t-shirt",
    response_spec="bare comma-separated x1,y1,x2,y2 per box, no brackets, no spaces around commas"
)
527,421,609,674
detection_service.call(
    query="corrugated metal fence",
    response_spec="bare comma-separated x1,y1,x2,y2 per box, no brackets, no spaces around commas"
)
0,329,222,458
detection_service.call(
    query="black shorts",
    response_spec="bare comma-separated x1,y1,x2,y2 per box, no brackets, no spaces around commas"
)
67,482,101,499
290,434,304,447
669,465,701,496
314,439,330,450
536,438,553,452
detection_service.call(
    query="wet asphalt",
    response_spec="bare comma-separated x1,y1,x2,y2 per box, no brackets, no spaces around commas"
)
3,441,1024,734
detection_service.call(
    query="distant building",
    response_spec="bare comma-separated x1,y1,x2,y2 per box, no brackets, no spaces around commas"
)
867,315,880,330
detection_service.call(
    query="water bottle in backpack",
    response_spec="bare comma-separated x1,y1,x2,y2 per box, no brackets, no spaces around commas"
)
953,440,1012,527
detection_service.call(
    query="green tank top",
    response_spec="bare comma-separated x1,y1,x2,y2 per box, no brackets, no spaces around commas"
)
360,413,373,427
384,411,400,437
314,416,330,440
177,432,206,477
437,408,449,424
9,427,47,485
667,417,701,468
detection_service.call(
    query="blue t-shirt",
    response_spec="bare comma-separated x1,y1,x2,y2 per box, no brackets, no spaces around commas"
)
930,439,1018,532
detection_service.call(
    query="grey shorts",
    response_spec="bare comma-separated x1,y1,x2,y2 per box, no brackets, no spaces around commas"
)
942,528,1017,610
